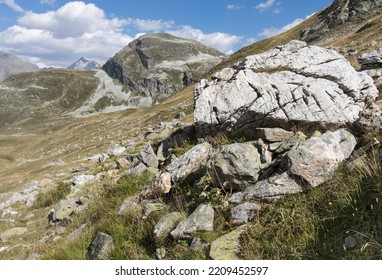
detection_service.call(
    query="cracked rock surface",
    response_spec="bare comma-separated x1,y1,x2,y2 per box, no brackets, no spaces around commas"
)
194,40,378,138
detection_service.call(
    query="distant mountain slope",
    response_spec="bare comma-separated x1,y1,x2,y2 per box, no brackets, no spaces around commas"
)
0,51,39,82
0,69,98,128
102,33,224,104
68,57,101,70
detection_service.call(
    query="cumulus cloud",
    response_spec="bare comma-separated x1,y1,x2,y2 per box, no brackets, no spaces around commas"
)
227,4,244,11
256,0,276,11
0,0,23,12
257,14,313,38
0,1,133,67
167,25,243,54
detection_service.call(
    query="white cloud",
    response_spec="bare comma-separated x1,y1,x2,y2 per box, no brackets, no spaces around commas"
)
40,0,56,5
0,0,23,12
0,1,133,67
257,14,313,38
256,0,276,11
167,25,243,53
227,4,244,10
126,18,174,31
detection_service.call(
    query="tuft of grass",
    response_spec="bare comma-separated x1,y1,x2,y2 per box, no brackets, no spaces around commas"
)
33,182,72,209
240,149,382,260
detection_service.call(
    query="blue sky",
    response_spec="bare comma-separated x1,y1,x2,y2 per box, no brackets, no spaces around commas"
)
0,0,333,67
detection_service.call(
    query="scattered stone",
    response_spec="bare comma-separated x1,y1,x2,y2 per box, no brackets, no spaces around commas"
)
107,145,126,157
231,202,261,225
230,172,303,202
123,162,148,177
166,142,213,183
254,128,294,143
139,143,159,168
88,154,109,163
88,232,114,260
142,202,166,219
288,129,357,187
0,227,28,240
140,172,172,199
157,140,170,163
117,196,140,215
52,198,84,222
67,223,88,241
154,212,183,241
1,208,18,218
358,48,382,70
175,111,186,120
156,247,167,260
22,181,39,194
70,175,95,186
116,157,130,169
171,203,214,239
274,132,307,154
344,235,358,250
209,226,247,260
190,237,210,253
21,213,35,222
211,143,262,191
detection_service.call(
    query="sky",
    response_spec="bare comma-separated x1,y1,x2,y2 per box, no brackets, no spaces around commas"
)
0,0,333,68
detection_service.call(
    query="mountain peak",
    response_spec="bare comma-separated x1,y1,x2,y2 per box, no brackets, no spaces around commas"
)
68,57,101,70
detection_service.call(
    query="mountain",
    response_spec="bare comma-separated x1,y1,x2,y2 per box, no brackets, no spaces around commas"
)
68,57,101,70
102,33,224,104
0,51,39,82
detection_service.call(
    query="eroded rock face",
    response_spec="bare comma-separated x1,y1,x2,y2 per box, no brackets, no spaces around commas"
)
194,40,378,139
358,48,382,70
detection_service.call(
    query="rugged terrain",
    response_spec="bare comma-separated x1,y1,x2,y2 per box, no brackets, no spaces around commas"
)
1,0,382,260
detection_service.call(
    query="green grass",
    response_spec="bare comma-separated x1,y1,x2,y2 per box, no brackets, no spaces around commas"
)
33,182,72,209
240,150,382,260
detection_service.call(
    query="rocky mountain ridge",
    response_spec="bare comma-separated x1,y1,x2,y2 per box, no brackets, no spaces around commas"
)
102,33,224,104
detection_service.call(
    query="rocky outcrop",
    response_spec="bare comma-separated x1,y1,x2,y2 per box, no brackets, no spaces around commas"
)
358,48,382,70
301,0,382,42
102,33,224,105
194,40,379,139
87,232,114,260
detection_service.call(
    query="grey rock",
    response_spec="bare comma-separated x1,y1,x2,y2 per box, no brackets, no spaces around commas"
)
27,253,40,260
71,175,95,186
0,193,27,210
157,140,170,162
1,208,18,218
194,40,378,139
140,172,172,199
117,196,140,215
107,145,126,157
253,139,273,164
52,198,84,222
142,202,166,219
211,143,262,191
254,128,294,143
167,142,213,183
156,247,167,260
190,237,210,253
288,129,357,187
274,132,307,154
231,202,261,225
88,232,114,260
88,154,109,163
209,226,247,260
232,172,303,202
67,223,88,241
116,157,130,169
344,235,358,250
358,48,382,70
171,203,214,239
0,227,28,240
154,212,183,241
139,143,159,168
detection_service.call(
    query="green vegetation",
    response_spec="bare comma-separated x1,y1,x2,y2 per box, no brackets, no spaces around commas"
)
241,150,382,260
33,182,71,209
